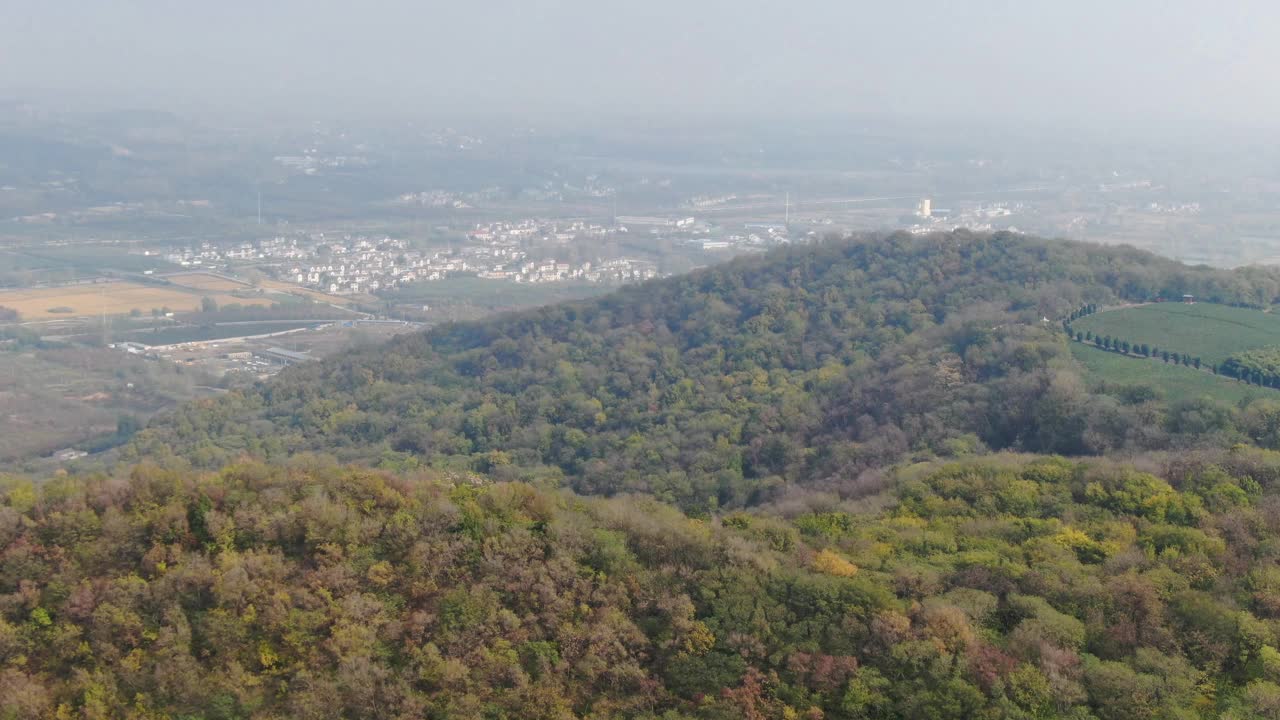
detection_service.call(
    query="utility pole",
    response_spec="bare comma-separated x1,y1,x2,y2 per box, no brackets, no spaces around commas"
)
100,285,109,349
257,191,263,225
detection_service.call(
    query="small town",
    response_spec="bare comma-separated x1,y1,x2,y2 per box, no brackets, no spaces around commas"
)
162,232,664,294
154,212,808,296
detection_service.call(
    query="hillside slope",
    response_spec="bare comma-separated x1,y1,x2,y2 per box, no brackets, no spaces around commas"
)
124,231,1280,511
9,451,1280,718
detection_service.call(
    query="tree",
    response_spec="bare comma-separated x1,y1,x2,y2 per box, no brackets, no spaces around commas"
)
116,414,142,438
201,296,218,313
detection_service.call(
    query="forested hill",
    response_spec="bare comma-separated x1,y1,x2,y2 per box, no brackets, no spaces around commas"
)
124,231,1280,512
20,232,1280,719
11,450,1280,718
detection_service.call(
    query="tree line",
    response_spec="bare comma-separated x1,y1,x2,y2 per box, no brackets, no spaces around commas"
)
1068,324,1204,370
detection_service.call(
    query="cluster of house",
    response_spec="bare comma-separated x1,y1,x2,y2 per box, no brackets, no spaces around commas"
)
394,190,471,208
905,202,1022,236
466,219,614,245
158,218,683,297
280,237,424,294
273,154,371,175
163,237,311,268
163,242,233,268
686,193,739,208
476,257,659,283
272,234,658,293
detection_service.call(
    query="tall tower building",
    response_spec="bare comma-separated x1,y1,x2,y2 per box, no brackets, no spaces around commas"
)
918,198,932,218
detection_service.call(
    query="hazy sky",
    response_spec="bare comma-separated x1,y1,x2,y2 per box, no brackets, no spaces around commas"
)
3,0,1277,131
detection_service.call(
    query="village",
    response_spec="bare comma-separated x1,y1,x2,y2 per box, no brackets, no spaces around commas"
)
153,210,806,297
162,232,663,294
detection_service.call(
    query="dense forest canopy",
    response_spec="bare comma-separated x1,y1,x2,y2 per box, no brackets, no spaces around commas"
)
15,231,1280,718
125,231,1280,512
10,451,1280,718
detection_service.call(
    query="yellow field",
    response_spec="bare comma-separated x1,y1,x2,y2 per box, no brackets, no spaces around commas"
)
0,281,272,320
165,273,249,292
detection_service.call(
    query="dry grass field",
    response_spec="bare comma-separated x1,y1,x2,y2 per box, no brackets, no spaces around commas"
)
0,281,272,320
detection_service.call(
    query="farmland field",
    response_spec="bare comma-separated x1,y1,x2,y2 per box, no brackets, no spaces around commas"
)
120,321,321,346
1070,342,1266,405
0,245,176,286
1072,302,1280,365
260,279,357,306
162,273,354,307
164,272,249,292
0,281,272,320
381,276,611,307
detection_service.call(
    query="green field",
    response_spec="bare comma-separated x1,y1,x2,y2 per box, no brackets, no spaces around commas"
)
0,246,175,287
381,277,613,308
119,321,321,346
1073,302,1280,365
1070,342,1265,405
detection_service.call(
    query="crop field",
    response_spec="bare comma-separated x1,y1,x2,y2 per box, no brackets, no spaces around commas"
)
160,273,353,307
164,273,249,292
120,321,321,346
0,281,272,320
1070,342,1265,405
0,245,176,276
260,279,357,306
381,276,611,307
1072,302,1280,365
